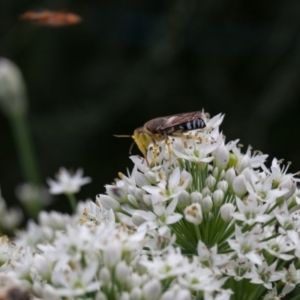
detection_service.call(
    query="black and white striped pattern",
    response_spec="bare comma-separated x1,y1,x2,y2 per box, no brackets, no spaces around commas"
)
178,118,205,131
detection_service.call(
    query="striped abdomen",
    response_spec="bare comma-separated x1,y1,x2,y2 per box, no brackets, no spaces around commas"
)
177,117,206,131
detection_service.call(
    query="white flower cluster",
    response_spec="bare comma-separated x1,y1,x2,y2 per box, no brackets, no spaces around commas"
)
0,112,300,300
0,195,23,232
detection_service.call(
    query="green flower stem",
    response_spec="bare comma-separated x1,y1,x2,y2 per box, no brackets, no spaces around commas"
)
66,193,77,213
194,224,201,240
10,112,41,186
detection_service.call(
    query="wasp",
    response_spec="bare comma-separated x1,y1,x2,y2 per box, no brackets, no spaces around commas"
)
115,111,206,162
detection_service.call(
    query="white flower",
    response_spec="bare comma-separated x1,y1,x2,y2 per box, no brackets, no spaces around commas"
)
232,145,268,174
197,241,230,274
47,168,91,194
267,158,300,186
161,285,191,300
0,207,23,230
228,225,265,265
140,247,190,280
16,183,52,205
184,203,203,224
250,259,284,290
232,195,271,225
130,195,182,229
172,133,223,164
78,199,115,225
222,256,253,281
281,263,300,295
143,167,192,201
38,211,72,230
263,235,295,261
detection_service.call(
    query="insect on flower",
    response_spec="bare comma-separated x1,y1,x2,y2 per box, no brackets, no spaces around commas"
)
20,10,82,27
115,111,206,163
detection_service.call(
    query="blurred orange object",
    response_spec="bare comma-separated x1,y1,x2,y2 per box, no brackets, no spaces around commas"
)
20,10,82,26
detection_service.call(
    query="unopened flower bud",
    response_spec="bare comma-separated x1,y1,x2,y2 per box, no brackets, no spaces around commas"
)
134,188,145,201
161,288,191,300
97,194,121,211
120,292,130,300
201,196,213,212
220,203,235,222
103,241,122,268
232,174,247,197
205,175,216,191
184,203,203,224
95,291,107,300
237,155,250,174
99,267,111,284
143,194,152,206
178,190,190,207
145,171,157,184
279,178,296,200
191,191,202,203
95,291,108,300
116,261,130,283
132,211,151,226
34,254,51,280
134,172,149,188
242,168,252,182
217,180,228,193
212,167,219,178
143,279,162,300
212,189,224,207
0,58,27,117
131,287,142,300
106,185,127,201
213,146,230,170
219,169,225,179
128,194,138,206
224,168,236,185
202,187,211,197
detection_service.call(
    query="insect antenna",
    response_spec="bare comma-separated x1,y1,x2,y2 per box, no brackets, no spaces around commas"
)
113,134,132,138
114,134,136,154
129,141,136,154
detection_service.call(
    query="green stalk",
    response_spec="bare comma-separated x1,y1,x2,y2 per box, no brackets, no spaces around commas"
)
9,112,43,218
67,193,77,213
10,112,41,186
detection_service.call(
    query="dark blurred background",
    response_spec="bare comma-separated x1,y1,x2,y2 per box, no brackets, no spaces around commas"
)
1,0,300,212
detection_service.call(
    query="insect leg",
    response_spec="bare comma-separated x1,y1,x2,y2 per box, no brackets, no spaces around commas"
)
173,132,202,143
151,139,160,165
163,133,172,164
